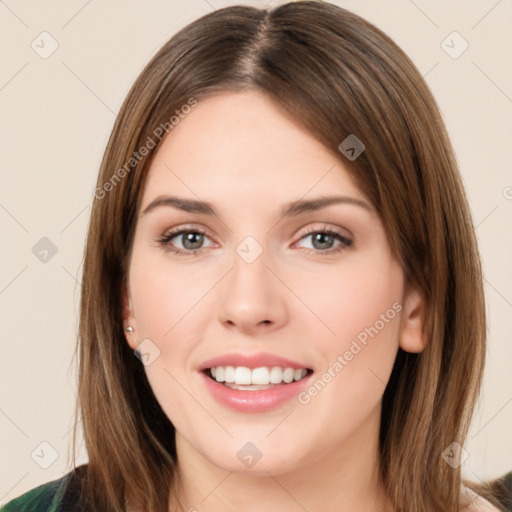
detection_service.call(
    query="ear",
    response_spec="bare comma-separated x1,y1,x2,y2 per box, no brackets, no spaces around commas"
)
121,281,138,350
398,287,427,353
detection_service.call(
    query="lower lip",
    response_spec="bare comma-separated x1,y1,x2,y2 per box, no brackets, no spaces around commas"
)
199,371,314,413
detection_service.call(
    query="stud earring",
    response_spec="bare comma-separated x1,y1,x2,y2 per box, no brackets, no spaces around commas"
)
125,326,134,332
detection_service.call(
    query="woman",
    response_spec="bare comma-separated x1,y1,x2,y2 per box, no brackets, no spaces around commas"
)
2,2,509,511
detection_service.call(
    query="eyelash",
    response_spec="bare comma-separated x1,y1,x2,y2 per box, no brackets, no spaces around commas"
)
156,225,353,257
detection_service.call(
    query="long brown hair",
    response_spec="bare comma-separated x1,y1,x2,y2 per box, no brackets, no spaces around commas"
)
71,2,488,510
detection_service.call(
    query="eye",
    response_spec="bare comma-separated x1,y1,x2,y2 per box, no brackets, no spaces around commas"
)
156,225,353,257
156,228,215,255
294,226,353,255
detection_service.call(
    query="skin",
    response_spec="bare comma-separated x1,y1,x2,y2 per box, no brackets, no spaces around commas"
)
122,90,428,512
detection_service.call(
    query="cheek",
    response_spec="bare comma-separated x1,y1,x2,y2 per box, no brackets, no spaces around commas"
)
292,256,403,420
129,252,214,341
128,250,217,406
289,253,403,349
128,256,210,435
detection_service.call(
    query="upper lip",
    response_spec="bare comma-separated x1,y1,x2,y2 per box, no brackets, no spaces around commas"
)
198,352,312,371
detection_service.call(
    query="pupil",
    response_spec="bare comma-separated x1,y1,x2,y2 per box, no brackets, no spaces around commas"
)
183,232,203,250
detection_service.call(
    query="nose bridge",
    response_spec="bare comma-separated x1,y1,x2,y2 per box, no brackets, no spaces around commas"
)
217,233,287,331
235,236,270,286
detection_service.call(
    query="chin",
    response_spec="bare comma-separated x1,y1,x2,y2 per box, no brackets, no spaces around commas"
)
202,438,306,476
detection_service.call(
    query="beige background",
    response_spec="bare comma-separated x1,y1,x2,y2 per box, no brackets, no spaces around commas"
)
1,0,511,504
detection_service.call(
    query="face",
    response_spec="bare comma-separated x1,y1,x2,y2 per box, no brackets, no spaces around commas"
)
123,90,424,476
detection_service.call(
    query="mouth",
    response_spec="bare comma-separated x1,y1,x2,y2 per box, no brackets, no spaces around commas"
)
202,366,314,391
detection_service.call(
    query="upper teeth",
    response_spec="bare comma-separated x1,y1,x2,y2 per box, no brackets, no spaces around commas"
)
210,366,308,385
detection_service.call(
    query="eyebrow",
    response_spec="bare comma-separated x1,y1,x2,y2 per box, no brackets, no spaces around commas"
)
140,194,373,218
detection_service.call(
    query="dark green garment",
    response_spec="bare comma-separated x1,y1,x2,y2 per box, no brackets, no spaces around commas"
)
2,466,511,511
0,465,86,512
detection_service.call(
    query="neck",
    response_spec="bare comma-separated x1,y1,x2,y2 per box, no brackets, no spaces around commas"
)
168,406,393,512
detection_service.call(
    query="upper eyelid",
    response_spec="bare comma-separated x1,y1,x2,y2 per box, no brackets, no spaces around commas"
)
162,222,349,234
163,224,216,242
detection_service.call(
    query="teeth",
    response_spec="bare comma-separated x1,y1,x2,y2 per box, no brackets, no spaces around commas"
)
251,367,269,385
224,366,235,383
234,366,252,385
211,366,308,385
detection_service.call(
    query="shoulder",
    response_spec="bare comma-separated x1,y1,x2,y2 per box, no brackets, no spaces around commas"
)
460,484,502,512
0,476,64,512
0,465,88,512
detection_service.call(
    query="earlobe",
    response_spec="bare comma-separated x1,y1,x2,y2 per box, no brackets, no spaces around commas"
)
398,288,427,353
121,282,138,350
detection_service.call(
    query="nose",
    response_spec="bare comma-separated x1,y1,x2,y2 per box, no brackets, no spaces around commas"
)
217,243,289,335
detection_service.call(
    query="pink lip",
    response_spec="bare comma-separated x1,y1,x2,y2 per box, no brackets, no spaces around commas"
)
198,352,311,371
198,370,314,413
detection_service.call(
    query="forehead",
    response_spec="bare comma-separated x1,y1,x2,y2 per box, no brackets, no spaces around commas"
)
141,91,367,212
